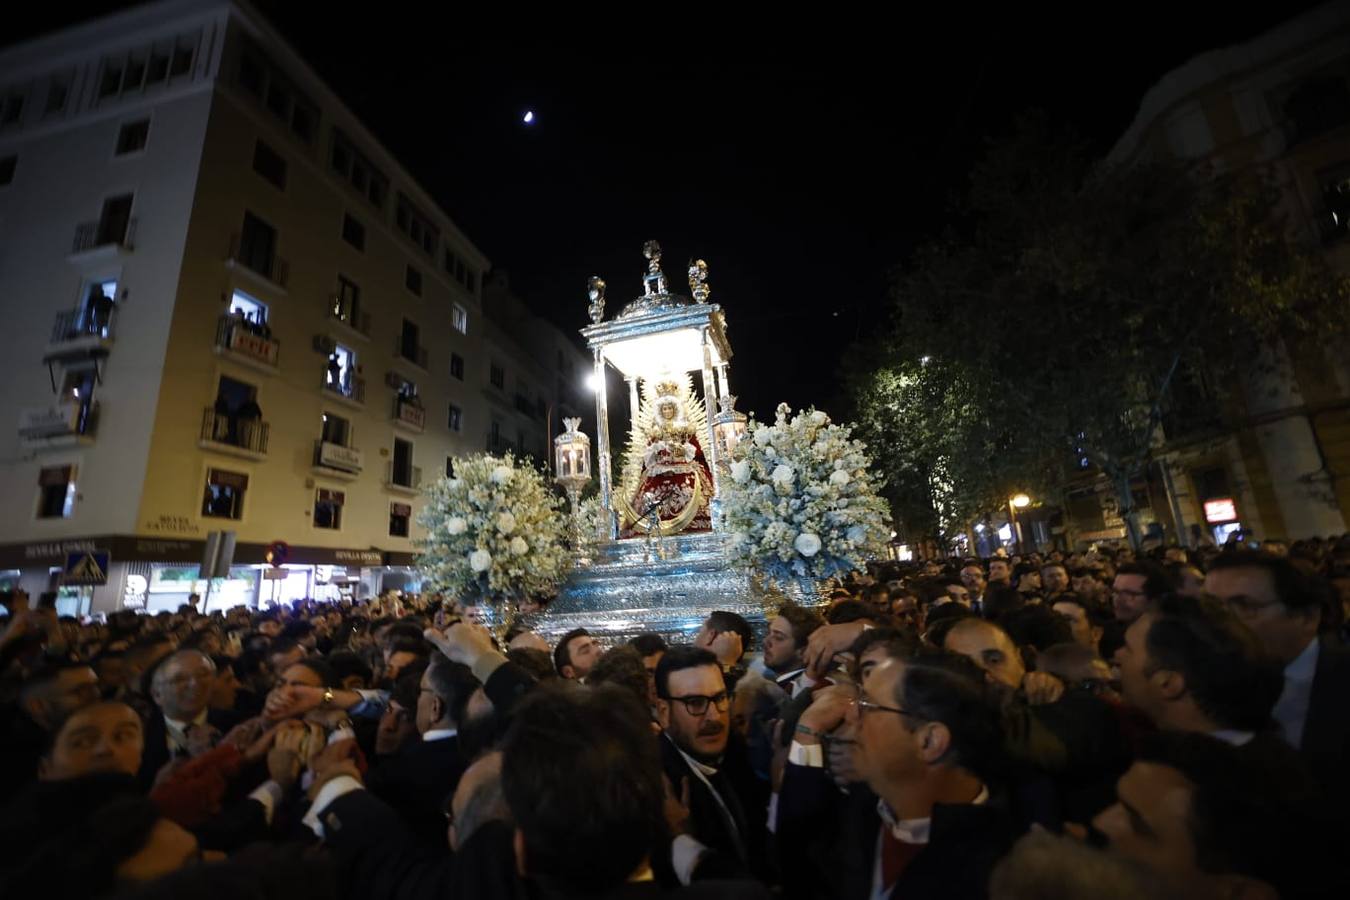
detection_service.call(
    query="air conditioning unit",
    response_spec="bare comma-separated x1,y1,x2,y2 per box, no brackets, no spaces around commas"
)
313,335,337,355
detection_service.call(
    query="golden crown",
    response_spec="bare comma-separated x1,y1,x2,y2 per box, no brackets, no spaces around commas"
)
653,379,681,398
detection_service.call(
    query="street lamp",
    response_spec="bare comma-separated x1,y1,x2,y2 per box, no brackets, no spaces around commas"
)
711,394,748,473
1008,493,1032,553
554,417,592,560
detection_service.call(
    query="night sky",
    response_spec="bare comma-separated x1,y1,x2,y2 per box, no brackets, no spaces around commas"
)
10,2,1329,420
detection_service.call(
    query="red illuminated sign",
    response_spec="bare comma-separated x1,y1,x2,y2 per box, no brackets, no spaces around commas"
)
1203,498,1237,523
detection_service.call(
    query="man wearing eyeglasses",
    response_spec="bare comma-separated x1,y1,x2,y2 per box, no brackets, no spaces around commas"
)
959,564,988,616
780,641,1014,900
1110,562,1170,624
1204,551,1350,805
139,650,237,785
655,645,762,883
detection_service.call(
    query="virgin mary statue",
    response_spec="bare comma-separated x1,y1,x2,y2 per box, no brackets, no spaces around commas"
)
618,377,714,538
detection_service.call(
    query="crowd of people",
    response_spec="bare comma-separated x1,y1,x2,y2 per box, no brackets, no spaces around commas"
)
0,536,1347,899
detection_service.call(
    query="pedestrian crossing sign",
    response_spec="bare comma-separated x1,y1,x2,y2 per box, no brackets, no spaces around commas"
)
64,551,110,585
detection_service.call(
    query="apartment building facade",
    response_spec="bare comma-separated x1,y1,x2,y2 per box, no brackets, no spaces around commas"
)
0,0,579,612
1059,1,1350,548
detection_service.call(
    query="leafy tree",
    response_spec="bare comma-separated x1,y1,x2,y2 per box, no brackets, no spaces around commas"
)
850,114,1350,546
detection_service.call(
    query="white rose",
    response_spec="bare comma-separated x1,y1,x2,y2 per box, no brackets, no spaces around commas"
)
446,517,467,535
496,511,517,534
509,536,528,555
753,426,772,447
794,533,822,557
490,465,513,484
847,525,867,543
830,470,851,487
468,549,492,572
810,410,828,426
771,465,795,487
731,460,752,484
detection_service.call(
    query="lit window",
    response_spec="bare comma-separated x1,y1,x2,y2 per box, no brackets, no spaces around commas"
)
314,488,344,530
229,289,267,325
202,469,247,520
452,304,468,334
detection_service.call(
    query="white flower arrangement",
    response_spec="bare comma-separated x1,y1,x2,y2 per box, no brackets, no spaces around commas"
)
417,453,571,606
723,403,890,584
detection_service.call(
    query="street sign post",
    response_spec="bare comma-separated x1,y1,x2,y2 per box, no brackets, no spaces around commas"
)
63,551,110,586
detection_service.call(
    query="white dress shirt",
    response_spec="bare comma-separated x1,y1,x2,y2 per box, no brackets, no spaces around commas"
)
1274,637,1320,750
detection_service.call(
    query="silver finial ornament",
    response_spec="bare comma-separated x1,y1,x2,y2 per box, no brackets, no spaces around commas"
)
587,276,606,324
688,258,710,304
718,393,737,415
642,240,668,296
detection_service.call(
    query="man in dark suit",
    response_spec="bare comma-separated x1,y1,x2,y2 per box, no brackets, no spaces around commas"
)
654,646,767,883
307,749,520,900
1115,593,1284,747
779,640,1016,900
310,680,766,899
138,649,238,786
364,651,477,849
762,605,824,698
507,680,768,899
1205,551,1350,802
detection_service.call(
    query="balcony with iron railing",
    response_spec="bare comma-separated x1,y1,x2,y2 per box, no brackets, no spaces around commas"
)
385,461,422,494
321,366,365,407
214,314,280,372
45,306,118,360
393,395,426,432
72,218,136,255
227,233,289,289
393,335,428,370
199,406,270,460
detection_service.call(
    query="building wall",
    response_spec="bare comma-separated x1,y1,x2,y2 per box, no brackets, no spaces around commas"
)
0,1,564,611
1102,1,1350,541
0,7,222,544
133,14,491,553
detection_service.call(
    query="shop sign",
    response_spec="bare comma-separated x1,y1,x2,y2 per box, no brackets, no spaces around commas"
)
334,549,383,566
1204,498,1237,523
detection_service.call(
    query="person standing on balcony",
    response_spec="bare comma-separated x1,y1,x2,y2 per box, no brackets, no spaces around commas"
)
212,394,231,443
237,395,263,449
90,287,114,337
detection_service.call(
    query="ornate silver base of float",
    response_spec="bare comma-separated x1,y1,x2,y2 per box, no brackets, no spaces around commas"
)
524,532,820,645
